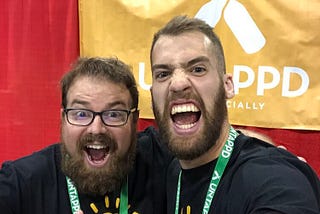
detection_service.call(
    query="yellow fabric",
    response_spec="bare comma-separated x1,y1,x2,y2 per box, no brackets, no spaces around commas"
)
79,0,320,130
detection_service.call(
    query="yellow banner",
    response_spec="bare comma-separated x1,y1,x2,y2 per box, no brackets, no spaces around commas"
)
79,0,320,130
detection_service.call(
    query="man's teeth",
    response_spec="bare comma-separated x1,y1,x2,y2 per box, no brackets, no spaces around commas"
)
171,104,199,115
86,144,106,149
176,123,196,129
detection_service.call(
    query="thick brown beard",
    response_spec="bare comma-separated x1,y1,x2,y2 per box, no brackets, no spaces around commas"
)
60,132,136,196
152,82,227,160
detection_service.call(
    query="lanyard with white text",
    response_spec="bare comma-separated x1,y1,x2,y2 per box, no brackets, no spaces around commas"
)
66,176,128,214
174,126,239,214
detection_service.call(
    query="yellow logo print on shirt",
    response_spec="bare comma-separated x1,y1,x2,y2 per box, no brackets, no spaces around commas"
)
89,195,139,214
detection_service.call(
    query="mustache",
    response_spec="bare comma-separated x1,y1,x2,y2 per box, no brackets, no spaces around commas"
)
78,133,117,150
168,91,194,101
81,133,110,144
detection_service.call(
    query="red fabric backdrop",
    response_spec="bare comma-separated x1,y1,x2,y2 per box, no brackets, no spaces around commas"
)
0,0,79,162
0,0,319,176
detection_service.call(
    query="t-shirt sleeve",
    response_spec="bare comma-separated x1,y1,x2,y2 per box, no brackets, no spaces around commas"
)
0,145,65,214
238,151,320,214
0,162,22,213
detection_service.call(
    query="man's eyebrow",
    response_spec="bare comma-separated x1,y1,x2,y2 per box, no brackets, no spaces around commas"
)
107,100,128,109
186,56,210,67
69,99,89,107
151,56,210,72
151,63,172,72
69,100,128,109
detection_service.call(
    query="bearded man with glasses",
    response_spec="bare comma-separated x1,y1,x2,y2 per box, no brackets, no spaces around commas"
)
0,57,172,214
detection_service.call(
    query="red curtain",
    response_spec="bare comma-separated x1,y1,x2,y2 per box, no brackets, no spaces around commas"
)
0,1,319,176
0,0,79,162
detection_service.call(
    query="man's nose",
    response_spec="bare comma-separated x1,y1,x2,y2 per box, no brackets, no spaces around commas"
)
169,69,191,93
87,115,106,134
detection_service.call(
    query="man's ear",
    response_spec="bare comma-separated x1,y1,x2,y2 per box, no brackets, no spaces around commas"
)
223,74,235,99
60,108,65,119
133,110,140,124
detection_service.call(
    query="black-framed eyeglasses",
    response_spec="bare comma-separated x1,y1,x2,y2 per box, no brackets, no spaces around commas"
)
64,108,138,127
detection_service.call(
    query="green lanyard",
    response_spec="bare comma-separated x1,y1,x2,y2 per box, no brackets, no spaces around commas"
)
66,176,128,214
174,126,238,214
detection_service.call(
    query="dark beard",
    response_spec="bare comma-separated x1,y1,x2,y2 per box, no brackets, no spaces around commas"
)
152,82,227,160
60,132,136,196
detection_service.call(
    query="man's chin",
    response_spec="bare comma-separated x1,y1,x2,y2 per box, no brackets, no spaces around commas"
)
167,138,204,160
62,157,125,195
62,153,122,195
160,122,212,160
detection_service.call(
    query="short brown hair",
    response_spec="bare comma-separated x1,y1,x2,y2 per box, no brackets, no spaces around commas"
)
150,15,226,75
60,57,139,112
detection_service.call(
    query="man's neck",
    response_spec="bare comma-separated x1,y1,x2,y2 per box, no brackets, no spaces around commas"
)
179,122,231,169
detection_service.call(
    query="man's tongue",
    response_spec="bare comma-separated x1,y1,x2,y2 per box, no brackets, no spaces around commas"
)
87,148,107,161
172,112,199,125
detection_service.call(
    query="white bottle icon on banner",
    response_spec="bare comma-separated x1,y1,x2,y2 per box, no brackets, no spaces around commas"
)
195,0,266,54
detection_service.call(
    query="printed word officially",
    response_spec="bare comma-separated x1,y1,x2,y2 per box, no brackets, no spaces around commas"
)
227,100,265,110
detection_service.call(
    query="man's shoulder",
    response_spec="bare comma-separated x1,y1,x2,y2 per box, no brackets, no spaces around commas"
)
0,144,68,214
1,144,61,178
134,126,173,171
230,135,320,195
235,133,300,163
137,126,160,144
230,134,319,191
137,126,171,157
219,135,320,213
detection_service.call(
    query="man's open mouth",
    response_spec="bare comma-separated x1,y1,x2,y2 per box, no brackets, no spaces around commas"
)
171,103,201,129
84,144,110,166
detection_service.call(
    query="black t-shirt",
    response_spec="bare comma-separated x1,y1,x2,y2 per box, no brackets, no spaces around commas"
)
166,134,320,214
0,126,173,214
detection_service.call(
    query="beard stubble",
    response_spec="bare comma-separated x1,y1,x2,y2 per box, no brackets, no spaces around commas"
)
152,82,227,160
60,130,136,196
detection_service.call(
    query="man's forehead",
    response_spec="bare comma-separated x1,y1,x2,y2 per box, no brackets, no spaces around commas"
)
152,33,214,65
156,31,209,44
67,77,131,106
154,32,212,54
